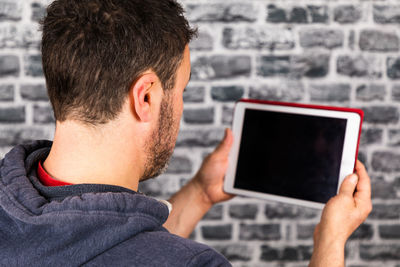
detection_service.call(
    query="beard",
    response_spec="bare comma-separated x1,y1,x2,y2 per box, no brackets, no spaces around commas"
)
140,92,178,181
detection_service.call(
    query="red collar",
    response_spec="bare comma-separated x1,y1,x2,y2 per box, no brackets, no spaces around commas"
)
37,161,73,187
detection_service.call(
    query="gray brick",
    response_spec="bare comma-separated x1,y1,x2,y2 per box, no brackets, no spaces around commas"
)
138,176,176,198
183,107,214,124
20,84,48,101
31,2,46,22
189,31,213,51
387,57,400,79
291,53,330,78
0,106,25,123
0,127,49,146
360,128,383,145
374,5,400,24
356,84,386,101
370,204,400,219
0,25,41,49
249,82,304,102
379,225,400,239
0,55,19,77
260,245,312,261
307,5,328,23
359,30,399,52
258,53,330,78
0,1,21,21
214,244,252,262
203,205,223,220
0,84,14,101
211,86,244,102
267,5,287,23
222,106,234,125
337,55,382,78
33,105,54,124
229,204,258,220
176,129,224,147
372,176,397,199
388,129,400,146
289,7,307,23
223,27,295,50
299,29,343,49
362,106,399,124
239,224,280,241
24,54,43,77
334,5,362,23
265,203,319,219
257,55,290,77
349,224,373,240
372,151,400,172
309,83,351,102
191,56,251,80
183,86,204,103
186,4,257,22
393,85,400,101
297,224,316,240
202,224,232,240
360,245,400,260
165,155,192,174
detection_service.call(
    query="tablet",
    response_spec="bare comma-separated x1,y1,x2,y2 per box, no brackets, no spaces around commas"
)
224,99,364,209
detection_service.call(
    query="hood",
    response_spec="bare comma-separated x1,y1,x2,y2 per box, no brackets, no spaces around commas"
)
0,141,170,266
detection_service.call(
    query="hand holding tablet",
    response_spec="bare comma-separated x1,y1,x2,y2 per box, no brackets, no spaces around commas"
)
224,99,364,209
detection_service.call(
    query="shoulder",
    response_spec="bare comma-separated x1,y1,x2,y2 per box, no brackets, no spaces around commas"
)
84,229,231,267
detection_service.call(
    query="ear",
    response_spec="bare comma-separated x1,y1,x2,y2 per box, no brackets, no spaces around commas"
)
129,72,159,122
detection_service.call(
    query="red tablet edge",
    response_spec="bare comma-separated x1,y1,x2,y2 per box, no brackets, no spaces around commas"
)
238,99,364,172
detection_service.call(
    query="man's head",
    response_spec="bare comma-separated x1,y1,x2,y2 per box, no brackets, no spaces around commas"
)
41,0,196,125
41,0,196,183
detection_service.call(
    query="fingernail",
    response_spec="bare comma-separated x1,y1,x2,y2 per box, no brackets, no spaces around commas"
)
349,174,358,185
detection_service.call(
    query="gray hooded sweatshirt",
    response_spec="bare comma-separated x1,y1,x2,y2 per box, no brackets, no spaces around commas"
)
0,140,230,266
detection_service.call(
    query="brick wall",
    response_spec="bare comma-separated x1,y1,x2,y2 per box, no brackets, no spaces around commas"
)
1,0,399,266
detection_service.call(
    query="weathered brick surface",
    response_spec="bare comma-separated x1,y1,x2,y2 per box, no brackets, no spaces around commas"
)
0,84,14,101
356,84,386,102
309,83,351,102
223,27,295,50
211,86,244,102
362,106,399,124
334,5,362,23
337,55,382,78
1,1,400,265
33,105,54,124
260,245,313,261
0,55,19,77
229,204,258,219
372,151,400,172
214,244,252,262
249,82,304,102
299,29,343,49
202,224,232,240
0,106,25,123
359,30,399,52
183,107,214,124
239,224,280,240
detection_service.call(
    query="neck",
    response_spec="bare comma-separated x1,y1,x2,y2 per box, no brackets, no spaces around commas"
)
43,120,143,191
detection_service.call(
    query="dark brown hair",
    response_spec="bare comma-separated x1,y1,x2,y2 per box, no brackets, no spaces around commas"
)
41,0,196,125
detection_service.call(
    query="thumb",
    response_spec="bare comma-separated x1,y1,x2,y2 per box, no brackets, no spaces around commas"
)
338,174,358,196
213,128,234,157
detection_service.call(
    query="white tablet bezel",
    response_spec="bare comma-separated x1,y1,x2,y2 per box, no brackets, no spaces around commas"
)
224,101,362,209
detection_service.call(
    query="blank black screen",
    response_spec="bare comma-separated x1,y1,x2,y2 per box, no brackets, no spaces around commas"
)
234,108,347,204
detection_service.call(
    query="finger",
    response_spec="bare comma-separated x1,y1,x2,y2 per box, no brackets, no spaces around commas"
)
354,160,371,200
338,174,358,196
214,128,234,157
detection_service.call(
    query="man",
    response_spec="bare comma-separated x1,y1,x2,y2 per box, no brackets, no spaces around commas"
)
0,0,371,266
